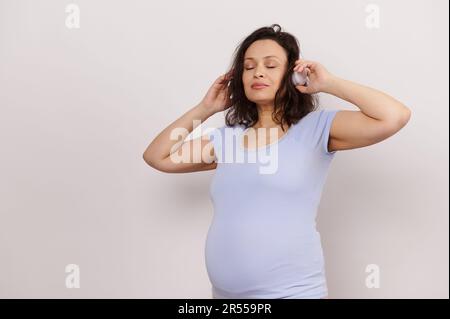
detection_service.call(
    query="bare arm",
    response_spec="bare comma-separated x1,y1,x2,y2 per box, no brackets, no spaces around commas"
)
143,70,234,173
294,59,411,152
324,77,411,152
142,102,217,173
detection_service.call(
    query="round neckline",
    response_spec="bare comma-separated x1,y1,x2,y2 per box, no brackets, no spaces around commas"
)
238,123,294,152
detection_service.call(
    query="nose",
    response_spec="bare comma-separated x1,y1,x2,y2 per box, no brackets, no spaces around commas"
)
252,64,265,78
254,71,264,78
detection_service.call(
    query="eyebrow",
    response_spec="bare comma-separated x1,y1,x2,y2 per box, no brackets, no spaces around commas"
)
244,55,281,61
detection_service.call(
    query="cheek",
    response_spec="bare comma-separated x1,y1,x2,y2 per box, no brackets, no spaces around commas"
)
242,74,251,85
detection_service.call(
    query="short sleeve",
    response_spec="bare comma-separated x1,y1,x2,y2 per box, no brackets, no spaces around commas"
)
310,109,339,157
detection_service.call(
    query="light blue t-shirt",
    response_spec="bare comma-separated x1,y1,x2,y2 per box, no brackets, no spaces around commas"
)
205,109,339,299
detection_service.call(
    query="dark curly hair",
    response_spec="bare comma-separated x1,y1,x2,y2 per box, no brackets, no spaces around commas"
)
224,24,319,132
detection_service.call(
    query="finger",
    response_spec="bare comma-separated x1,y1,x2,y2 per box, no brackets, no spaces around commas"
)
302,61,315,69
216,73,231,86
295,84,309,94
215,74,226,83
295,64,306,72
223,71,234,82
294,63,304,71
298,64,312,73
297,65,309,73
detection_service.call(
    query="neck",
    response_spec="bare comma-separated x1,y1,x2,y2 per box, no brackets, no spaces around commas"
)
254,103,288,131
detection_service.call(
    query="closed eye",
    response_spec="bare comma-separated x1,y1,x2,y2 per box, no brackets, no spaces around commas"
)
245,66,276,70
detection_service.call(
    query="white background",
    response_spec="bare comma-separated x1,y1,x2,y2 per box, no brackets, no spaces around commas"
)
0,0,448,298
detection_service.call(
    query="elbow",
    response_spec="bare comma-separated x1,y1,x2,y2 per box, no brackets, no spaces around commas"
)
143,153,170,173
390,106,412,128
399,107,412,127
381,107,412,133
143,152,156,168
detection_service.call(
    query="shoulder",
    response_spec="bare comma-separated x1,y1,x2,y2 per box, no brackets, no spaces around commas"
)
306,109,339,120
298,109,339,129
289,109,340,155
289,109,330,129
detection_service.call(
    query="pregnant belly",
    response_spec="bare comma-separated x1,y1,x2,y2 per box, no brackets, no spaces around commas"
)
204,216,324,294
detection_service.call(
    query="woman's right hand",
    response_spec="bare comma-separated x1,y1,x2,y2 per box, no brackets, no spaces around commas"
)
199,69,234,115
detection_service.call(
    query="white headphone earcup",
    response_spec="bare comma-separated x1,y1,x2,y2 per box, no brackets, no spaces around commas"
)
292,70,308,86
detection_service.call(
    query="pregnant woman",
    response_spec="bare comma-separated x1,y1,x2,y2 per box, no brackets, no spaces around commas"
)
143,24,411,299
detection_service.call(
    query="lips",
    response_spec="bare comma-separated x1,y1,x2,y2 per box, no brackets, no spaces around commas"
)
251,83,269,89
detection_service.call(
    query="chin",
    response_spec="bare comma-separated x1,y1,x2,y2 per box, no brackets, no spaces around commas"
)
250,98,273,105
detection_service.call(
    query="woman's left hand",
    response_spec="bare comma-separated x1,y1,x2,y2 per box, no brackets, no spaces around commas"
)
293,59,336,94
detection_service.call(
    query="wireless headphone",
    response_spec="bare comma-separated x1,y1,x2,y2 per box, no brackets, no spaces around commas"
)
291,52,310,87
